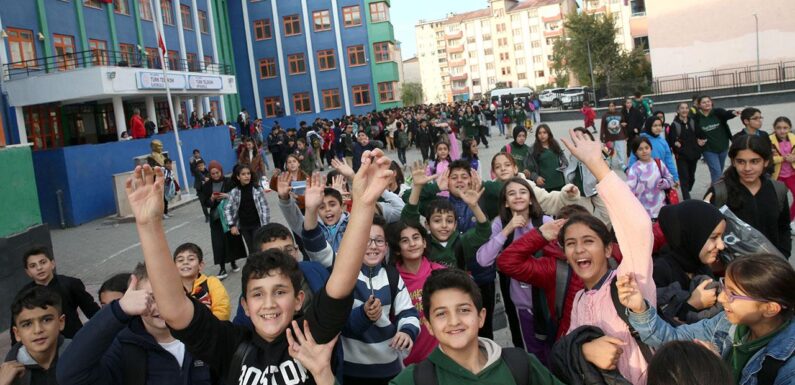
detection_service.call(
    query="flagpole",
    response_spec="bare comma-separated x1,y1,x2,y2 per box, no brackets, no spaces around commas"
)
151,0,191,196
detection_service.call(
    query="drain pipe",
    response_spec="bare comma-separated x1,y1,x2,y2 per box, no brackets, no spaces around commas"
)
56,189,66,229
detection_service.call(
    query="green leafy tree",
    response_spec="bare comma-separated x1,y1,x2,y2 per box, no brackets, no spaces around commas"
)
551,12,651,98
401,83,423,106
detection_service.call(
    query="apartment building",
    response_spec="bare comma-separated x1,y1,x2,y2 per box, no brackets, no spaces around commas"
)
415,0,648,103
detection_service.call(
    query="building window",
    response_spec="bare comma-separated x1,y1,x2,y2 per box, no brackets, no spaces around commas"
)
531,40,541,48
139,0,153,20
348,45,366,66
180,5,193,30
7,28,36,68
535,70,545,77
342,6,361,27
24,105,63,151
263,97,280,117
114,0,129,15
501,67,511,75
533,55,542,63
630,0,646,15
198,10,209,33
254,19,272,40
204,55,213,67
259,58,276,78
288,53,306,74
167,50,179,70
369,2,389,23
146,47,160,68
317,49,336,71
378,82,396,102
313,10,331,32
373,42,391,63
496,23,505,32
485,63,494,70
499,52,509,61
119,43,136,64
633,36,649,52
161,0,174,25
515,58,525,65
89,39,108,65
83,0,102,9
518,73,526,80
322,89,341,110
293,93,311,114
352,84,371,106
187,52,199,71
530,25,539,33
497,37,507,47
484,48,493,55
283,15,301,36
53,34,76,71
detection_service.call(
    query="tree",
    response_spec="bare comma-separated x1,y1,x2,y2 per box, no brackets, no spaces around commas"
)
401,83,423,106
551,13,651,98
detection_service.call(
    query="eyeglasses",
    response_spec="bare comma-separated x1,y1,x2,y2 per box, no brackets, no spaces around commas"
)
719,277,767,304
367,238,386,247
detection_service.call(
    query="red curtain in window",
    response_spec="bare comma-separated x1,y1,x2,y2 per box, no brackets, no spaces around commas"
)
100,0,112,3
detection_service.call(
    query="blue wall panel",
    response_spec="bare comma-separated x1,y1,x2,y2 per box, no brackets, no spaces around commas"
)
32,126,236,227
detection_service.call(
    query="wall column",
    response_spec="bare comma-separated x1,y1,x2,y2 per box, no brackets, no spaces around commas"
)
15,107,27,145
194,96,204,116
112,96,126,140
145,96,157,132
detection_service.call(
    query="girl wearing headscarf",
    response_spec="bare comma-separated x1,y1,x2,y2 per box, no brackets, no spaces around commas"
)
199,161,236,279
653,200,726,325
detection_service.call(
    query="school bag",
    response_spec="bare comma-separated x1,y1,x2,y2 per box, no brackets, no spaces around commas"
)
413,347,531,385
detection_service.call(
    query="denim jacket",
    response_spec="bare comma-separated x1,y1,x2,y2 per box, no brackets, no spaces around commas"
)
628,306,795,385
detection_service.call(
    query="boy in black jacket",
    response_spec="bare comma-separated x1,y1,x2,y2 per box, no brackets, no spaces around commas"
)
56,263,213,385
2,286,68,385
11,246,99,344
126,150,394,385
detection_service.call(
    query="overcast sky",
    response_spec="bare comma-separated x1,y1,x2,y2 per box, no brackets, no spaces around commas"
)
392,0,487,59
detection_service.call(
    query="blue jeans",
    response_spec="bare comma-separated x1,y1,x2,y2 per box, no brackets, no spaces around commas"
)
496,115,505,135
702,150,728,184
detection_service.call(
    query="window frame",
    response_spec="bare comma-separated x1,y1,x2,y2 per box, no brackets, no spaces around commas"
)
312,10,331,32
198,10,209,34
52,34,77,71
293,92,311,114
114,0,130,15
373,42,391,63
161,0,174,25
180,4,193,30
139,0,153,20
347,45,366,67
263,97,280,118
118,43,136,65
352,84,371,106
342,6,361,27
254,19,272,40
377,82,396,103
283,15,302,37
287,53,306,75
322,89,341,110
259,58,277,79
317,49,336,71
369,2,389,23
7,28,37,69
83,0,102,9
88,39,109,66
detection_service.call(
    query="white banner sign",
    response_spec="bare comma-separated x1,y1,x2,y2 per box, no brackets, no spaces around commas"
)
136,72,187,90
188,75,223,90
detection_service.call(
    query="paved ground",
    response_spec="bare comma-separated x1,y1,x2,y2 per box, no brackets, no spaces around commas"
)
2,101,793,356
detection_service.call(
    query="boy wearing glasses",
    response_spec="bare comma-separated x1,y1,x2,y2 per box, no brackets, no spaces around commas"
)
732,107,772,150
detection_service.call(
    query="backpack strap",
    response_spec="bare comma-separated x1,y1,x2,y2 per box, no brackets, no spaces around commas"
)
413,359,438,385
554,259,570,324
453,237,467,270
757,355,788,385
610,277,654,363
122,342,148,385
385,264,401,320
505,143,512,154
226,341,255,385
501,348,531,385
772,180,789,214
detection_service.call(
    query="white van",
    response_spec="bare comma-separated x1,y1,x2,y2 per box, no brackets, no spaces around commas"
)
489,87,534,105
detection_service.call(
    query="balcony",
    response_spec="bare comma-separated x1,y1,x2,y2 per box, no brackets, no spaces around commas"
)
585,6,606,14
544,29,563,38
542,14,562,23
448,59,466,67
447,45,465,54
445,30,463,40
450,73,468,81
452,86,469,95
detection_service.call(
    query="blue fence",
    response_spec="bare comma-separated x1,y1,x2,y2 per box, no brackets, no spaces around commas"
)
32,126,236,227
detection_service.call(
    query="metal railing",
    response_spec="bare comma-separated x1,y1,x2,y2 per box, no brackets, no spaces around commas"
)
3,49,234,80
651,61,795,95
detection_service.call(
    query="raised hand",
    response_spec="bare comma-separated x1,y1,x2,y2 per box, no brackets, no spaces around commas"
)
437,168,450,192
118,275,154,317
539,218,566,241
562,184,580,199
460,174,484,208
304,172,325,211
581,335,625,371
352,149,394,206
286,320,337,385
331,157,355,179
125,165,164,226
616,273,648,313
411,161,437,187
331,174,349,196
276,171,292,200
560,129,611,181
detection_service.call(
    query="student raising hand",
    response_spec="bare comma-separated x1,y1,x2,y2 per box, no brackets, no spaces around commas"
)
616,273,648,314
352,149,394,205
560,129,610,182
304,172,325,211
286,320,338,385
117,275,154,317
125,165,165,225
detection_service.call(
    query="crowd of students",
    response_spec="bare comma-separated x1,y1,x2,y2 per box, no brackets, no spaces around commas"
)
4,96,795,385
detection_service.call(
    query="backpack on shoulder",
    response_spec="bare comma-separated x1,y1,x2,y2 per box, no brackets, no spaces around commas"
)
413,347,531,385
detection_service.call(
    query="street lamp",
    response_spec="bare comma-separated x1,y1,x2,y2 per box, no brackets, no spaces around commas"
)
566,37,597,106
753,13,761,93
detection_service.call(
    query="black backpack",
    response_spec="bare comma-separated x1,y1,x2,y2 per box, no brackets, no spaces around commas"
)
757,354,791,385
412,347,531,385
711,178,788,213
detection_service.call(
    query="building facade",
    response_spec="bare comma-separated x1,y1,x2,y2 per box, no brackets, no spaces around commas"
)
228,0,402,123
415,0,648,103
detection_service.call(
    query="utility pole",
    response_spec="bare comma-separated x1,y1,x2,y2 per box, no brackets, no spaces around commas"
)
753,13,761,93
586,40,597,106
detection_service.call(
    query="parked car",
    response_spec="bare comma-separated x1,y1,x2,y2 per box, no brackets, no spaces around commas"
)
538,88,566,108
489,87,535,106
560,87,594,109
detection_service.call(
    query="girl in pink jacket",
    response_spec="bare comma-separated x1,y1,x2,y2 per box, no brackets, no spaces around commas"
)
557,130,655,385
387,220,446,365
